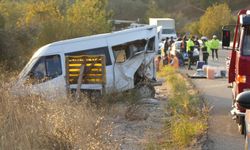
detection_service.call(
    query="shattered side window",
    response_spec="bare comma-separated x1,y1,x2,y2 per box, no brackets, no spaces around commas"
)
147,37,155,51
112,39,147,62
112,45,127,63
132,39,147,52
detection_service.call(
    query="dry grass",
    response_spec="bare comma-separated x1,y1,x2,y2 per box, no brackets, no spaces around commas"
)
0,66,119,150
153,66,208,149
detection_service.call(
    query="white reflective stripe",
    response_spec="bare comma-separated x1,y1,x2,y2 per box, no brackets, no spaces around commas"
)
240,15,244,25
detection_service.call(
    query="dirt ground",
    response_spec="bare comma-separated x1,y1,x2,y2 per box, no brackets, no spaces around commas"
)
105,81,168,150
103,73,207,150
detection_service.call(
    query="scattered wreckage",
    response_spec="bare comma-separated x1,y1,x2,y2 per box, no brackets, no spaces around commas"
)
15,25,160,99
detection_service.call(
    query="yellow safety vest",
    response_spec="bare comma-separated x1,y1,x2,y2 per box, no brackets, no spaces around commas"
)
186,39,194,52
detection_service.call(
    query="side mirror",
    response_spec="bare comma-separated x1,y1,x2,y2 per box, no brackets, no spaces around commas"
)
237,91,250,109
222,29,230,47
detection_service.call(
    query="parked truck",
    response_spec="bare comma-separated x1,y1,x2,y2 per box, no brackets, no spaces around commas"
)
223,10,250,135
149,18,177,40
15,25,159,99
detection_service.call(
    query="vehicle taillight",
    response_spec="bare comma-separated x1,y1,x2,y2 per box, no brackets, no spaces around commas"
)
236,75,246,84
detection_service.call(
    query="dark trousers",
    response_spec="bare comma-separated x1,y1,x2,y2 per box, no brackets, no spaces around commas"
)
211,49,218,59
188,52,193,69
203,53,209,64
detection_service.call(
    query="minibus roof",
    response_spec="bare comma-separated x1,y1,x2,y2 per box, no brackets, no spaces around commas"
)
31,25,157,59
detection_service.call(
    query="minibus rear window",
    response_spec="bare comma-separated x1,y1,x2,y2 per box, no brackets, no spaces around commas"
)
65,47,111,66
243,27,250,55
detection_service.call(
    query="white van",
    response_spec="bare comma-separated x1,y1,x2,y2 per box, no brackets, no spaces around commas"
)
15,25,158,99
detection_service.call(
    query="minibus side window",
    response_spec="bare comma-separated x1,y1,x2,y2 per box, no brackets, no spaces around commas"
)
243,27,250,56
28,55,62,84
112,39,147,63
147,37,155,52
112,45,127,63
65,47,111,66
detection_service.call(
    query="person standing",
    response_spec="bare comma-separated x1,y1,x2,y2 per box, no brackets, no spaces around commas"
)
163,37,170,65
210,35,220,60
181,35,187,53
164,37,170,54
194,36,200,49
193,36,200,63
201,37,210,64
169,36,175,46
186,36,195,70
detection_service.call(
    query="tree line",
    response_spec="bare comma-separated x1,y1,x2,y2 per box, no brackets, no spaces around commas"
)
0,0,111,69
0,0,247,70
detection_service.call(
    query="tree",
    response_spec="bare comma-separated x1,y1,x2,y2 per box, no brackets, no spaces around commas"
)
144,0,170,23
108,0,148,20
66,0,111,37
199,3,231,38
0,0,112,68
183,21,200,36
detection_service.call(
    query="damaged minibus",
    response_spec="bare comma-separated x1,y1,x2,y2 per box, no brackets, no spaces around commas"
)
15,25,159,99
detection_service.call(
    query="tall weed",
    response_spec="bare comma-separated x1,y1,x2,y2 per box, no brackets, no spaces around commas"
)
0,68,118,150
156,66,208,149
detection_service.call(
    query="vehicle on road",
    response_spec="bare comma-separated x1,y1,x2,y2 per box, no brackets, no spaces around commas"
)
223,10,250,135
236,91,250,149
15,25,159,99
149,18,177,40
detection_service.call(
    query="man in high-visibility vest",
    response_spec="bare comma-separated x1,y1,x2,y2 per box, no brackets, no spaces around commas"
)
201,36,210,64
209,35,220,60
186,36,195,70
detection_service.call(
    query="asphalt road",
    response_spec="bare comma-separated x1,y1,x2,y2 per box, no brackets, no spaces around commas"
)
183,50,245,150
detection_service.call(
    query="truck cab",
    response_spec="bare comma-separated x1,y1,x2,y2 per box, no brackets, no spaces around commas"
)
224,10,250,134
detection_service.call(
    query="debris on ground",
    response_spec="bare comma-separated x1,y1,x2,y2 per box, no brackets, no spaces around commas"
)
104,83,168,150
